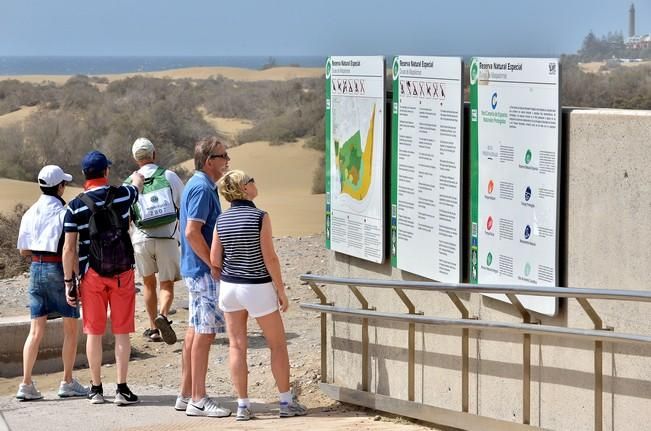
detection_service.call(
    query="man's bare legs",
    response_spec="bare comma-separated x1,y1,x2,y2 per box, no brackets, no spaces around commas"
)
191,333,216,401
142,274,158,330
159,280,174,317
179,327,194,398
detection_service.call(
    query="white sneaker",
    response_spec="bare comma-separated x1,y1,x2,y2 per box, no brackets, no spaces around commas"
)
16,382,43,401
236,405,252,421
175,395,190,411
88,387,105,404
186,397,231,417
58,378,89,398
279,398,308,417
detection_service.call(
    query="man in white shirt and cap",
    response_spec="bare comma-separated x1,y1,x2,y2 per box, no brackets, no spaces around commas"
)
127,138,185,344
16,165,89,400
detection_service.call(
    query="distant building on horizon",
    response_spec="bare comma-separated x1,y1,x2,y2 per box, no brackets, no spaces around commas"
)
625,3,651,50
629,3,635,38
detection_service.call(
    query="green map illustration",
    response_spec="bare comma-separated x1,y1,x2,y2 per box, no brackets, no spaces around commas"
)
334,104,376,200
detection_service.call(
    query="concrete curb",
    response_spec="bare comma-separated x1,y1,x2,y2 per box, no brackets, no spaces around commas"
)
0,314,115,377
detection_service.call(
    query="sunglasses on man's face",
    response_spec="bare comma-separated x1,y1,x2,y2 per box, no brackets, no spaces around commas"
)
246,177,255,185
209,152,230,160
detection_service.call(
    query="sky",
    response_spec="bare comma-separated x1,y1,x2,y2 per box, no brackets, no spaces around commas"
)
0,0,646,57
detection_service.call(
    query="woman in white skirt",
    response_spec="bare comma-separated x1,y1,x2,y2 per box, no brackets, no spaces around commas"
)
210,169,307,421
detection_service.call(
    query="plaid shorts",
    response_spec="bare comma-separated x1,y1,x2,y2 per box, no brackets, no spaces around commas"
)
184,272,225,334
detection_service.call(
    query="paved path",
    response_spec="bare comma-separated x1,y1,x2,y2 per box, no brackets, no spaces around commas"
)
0,388,436,431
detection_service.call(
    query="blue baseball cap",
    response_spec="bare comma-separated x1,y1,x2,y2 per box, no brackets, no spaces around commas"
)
81,150,112,172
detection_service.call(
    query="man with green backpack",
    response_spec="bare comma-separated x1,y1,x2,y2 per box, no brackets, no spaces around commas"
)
127,138,185,344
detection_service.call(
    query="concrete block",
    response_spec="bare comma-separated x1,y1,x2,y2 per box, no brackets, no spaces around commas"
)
0,315,115,378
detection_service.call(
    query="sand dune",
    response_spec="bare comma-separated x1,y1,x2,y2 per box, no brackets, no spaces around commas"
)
197,108,253,140
0,66,323,85
179,139,324,236
1,138,324,236
0,65,325,236
0,106,38,129
0,178,83,213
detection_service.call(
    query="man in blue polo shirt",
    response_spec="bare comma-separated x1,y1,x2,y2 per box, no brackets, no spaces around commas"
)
175,136,231,418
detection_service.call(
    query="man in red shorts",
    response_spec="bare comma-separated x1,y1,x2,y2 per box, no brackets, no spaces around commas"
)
62,150,144,405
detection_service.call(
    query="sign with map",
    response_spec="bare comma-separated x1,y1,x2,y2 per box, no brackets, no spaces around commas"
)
325,56,386,263
390,56,463,282
469,57,560,316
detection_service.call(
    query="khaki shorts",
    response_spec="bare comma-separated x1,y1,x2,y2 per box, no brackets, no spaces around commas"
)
133,238,181,282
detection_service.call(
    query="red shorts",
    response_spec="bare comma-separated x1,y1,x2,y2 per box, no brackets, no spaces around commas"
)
80,268,136,335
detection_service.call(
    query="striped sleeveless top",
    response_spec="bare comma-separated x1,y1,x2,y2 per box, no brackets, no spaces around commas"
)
216,199,271,284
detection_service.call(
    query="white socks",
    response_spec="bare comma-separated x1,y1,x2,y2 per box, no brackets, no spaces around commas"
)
279,391,292,405
238,397,250,408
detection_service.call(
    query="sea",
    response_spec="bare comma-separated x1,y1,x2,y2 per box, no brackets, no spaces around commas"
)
0,56,326,76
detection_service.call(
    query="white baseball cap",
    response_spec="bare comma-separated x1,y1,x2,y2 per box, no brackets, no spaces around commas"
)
132,137,155,160
38,165,73,187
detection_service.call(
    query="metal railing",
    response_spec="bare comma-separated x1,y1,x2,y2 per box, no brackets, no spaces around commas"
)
299,274,651,431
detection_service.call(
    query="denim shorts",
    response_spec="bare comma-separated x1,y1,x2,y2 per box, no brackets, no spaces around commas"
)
29,262,80,319
184,272,225,334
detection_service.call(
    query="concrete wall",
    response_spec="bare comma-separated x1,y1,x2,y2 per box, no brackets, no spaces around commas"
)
324,109,651,430
0,315,115,377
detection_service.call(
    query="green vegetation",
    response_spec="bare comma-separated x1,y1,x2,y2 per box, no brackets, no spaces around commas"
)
0,74,326,184
197,76,324,145
577,31,651,61
560,56,651,109
0,46,650,195
0,80,57,115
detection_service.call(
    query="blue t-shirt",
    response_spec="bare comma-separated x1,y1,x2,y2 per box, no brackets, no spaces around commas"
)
179,171,221,278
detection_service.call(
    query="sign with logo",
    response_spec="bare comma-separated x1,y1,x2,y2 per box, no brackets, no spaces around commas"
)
325,56,386,263
390,56,463,282
470,57,560,316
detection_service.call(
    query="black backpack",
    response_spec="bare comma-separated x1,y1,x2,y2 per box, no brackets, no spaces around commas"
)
78,187,134,276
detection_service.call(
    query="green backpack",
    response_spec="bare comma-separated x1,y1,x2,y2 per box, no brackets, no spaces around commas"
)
126,167,178,229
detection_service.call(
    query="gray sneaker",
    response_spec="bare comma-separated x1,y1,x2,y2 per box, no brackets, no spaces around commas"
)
186,397,231,417
16,382,43,401
279,398,307,417
236,405,252,421
58,378,89,398
114,385,139,406
88,387,105,404
175,395,190,411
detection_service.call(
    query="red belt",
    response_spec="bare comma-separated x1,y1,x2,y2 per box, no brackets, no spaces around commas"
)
31,255,62,263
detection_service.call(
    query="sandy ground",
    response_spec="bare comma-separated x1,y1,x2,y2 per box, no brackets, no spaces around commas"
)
0,106,38,129
0,73,324,235
197,108,253,140
0,178,84,214
0,66,430,430
0,234,442,431
0,66,323,85
0,129,324,237
178,139,325,237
